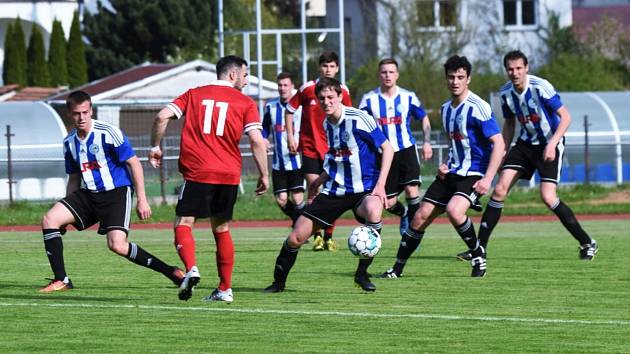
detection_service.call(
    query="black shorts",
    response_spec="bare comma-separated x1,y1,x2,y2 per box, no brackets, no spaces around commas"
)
385,145,422,197
60,186,133,235
422,174,482,208
302,156,324,175
502,139,564,184
272,169,305,195
301,192,370,227
175,180,238,220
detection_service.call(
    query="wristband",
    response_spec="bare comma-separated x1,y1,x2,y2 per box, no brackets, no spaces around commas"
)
150,146,161,153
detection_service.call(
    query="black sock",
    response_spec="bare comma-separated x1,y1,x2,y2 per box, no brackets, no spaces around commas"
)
455,217,480,253
478,198,504,249
387,201,406,217
356,258,374,276
273,239,299,283
280,200,295,218
323,227,334,241
392,227,424,275
550,200,592,245
406,196,421,221
126,243,174,278
43,228,67,281
292,201,305,223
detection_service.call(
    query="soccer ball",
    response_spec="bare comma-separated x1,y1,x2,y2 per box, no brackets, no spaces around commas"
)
347,226,381,258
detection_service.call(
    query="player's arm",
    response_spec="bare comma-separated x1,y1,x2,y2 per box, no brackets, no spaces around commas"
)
247,128,270,196
285,110,298,154
308,171,328,201
544,106,571,161
421,115,433,160
126,156,152,220
474,134,505,196
372,140,394,206
501,117,515,151
149,107,176,168
65,173,81,196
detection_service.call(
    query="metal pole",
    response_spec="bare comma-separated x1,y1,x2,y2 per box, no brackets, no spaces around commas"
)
256,0,264,117
301,0,307,84
276,32,283,74
338,0,346,83
584,115,590,185
218,0,225,58
5,125,15,204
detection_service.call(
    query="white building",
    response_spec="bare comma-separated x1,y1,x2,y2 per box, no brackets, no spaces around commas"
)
373,0,572,69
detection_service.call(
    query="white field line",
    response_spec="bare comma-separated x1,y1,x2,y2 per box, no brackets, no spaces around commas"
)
1,302,629,326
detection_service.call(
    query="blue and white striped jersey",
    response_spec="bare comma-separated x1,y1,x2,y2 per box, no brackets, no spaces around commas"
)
63,120,135,192
262,98,302,171
358,86,427,152
322,106,388,196
499,74,564,145
441,92,501,177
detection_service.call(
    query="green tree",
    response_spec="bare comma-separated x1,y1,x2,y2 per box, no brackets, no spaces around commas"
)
48,19,68,87
2,22,15,85
27,24,50,86
67,11,88,87
82,0,216,80
11,18,28,86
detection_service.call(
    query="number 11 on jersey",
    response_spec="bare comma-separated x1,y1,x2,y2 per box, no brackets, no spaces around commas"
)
202,99,229,136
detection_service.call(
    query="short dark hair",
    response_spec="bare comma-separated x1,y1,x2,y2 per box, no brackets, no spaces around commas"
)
443,55,472,77
378,58,398,69
315,77,342,97
216,55,248,79
318,51,339,66
66,90,91,110
276,72,293,82
503,50,528,68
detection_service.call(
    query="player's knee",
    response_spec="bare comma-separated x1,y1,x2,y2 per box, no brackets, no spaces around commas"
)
108,241,128,256
275,197,288,208
541,194,557,208
493,183,509,200
41,212,60,229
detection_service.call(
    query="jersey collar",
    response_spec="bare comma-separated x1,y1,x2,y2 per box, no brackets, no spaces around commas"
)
378,85,399,100
211,80,235,88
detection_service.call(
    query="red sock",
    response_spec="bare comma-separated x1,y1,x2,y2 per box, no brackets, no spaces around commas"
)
324,224,335,240
174,225,196,271
213,230,234,291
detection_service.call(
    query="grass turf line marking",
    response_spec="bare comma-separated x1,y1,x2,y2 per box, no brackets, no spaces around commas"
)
1,302,629,326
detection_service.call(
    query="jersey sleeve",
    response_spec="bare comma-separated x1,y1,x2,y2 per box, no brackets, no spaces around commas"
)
63,141,79,174
286,90,302,113
479,114,501,139
166,90,190,119
243,99,262,133
538,79,563,112
500,94,515,120
262,104,272,139
410,93,427,120
356,112,387,149
358,94,372,116
114,135,136,162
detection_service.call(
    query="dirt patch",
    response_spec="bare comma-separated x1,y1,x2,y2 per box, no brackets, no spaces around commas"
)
587,190,630,205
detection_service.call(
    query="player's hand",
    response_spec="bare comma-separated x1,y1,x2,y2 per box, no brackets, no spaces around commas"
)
543,144,556,162
437,164,449,180
136,199,152,220
422,142,433,161
255,175,269,196
287,136,298,155
473,177,491,196
370,184,388,207
149,148,162,168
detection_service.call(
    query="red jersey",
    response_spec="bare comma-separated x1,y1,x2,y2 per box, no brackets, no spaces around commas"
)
286,79,352,160
167,80,261,185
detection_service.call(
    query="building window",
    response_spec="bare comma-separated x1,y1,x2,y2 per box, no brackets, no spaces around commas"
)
417,0,458,30
503,0,537,28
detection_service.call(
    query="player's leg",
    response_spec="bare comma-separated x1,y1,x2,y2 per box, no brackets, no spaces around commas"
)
99,187,184,286
381,178,446,278
445,190,485,277
353,194,385,291
201,184,239,302
173,181,210,300
304,167,325,250
289,189,306,226
475,169,520,250
287,170,306,226
264,215,317,293
272,170,294,221
39,201,77,292
541,182,597,259
400,146,423,226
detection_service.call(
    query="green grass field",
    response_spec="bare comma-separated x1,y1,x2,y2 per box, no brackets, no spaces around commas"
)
2,220,629,353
